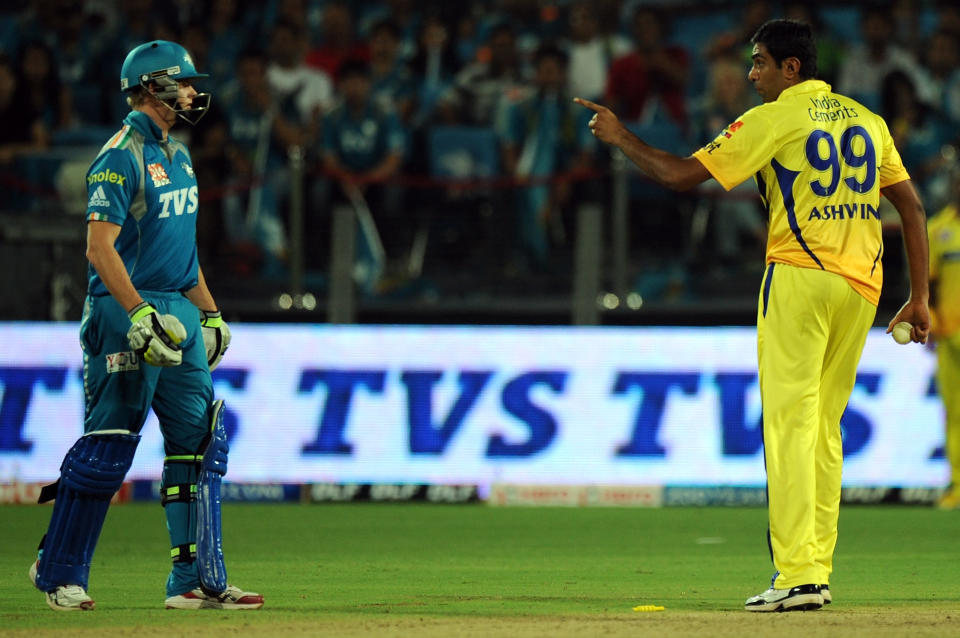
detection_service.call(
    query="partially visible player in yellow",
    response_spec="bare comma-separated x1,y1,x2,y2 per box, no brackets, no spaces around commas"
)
929,167,960,509
576,19,929,611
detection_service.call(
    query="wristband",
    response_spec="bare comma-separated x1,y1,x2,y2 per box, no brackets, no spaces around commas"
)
128,301,154,324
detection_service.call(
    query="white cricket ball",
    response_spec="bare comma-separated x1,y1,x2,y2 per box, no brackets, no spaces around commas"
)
892,321,912,345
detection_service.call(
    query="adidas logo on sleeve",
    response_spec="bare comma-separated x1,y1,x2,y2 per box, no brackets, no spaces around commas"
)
88,185,110,208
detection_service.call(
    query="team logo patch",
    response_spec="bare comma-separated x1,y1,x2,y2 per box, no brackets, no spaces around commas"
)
88,185,110,208
181,162,195,178
147,163,172,187
106,351,140,373
722,121,744,138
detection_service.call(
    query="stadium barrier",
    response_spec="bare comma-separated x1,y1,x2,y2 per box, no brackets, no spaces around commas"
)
0,322,948,505
0,141,777,324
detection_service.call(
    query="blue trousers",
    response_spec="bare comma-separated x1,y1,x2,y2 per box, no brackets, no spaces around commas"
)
81,291,213,595
81,291,212,446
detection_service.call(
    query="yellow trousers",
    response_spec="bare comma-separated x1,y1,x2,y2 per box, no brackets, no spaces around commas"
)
938,333,960,487
757,263,876,589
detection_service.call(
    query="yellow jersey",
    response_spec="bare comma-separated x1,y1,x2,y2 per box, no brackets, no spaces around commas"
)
693,79,910,305
929,203,960,338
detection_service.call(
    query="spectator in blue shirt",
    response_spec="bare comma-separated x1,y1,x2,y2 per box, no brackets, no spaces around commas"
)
368,18,416,125
500,43,596,271
316,58,406,268
219,47,305,276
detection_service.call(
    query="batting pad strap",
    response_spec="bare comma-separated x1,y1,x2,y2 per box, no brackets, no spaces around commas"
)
161,483,197,505
165,454,203,464
38,479,60,504
171,543,197,563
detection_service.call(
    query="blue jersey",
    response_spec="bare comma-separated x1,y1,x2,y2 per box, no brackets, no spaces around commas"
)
321,102,406,172
502,91,596,176
85,111,200,296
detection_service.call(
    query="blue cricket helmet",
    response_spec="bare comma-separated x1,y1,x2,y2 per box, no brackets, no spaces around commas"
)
120,40,207,91
119,40,211,125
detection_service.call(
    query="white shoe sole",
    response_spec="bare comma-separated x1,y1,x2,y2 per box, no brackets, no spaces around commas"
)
45,594,95,612
745,592,823,612
165,594,264,610
165,600,263,610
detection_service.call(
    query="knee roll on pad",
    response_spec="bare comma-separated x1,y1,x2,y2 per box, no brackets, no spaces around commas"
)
34,431,140,592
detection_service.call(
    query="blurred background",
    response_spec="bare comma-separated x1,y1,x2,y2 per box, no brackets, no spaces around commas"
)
3,0,959,326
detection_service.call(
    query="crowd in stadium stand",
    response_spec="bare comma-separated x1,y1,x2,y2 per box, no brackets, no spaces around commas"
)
2,0,960,303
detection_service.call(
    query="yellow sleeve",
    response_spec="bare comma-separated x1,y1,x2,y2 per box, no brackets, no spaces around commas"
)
876,116,910,189
692,105,778,192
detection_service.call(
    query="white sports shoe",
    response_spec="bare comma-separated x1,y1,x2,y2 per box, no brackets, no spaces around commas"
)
165,585,264,610
744,583,823,612
28,560,95,611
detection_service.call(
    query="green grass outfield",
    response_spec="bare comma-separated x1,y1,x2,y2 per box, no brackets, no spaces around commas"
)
2,503,959,637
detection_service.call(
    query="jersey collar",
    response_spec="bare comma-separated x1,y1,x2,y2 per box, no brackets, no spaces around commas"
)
124,110,165,144
777,79,832,101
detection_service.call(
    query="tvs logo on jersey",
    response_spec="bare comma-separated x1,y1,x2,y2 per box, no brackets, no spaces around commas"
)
157,186,199,217
722,121,744,138
147,163,171,187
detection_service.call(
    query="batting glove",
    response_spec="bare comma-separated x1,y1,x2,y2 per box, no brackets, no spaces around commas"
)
127,302,186,367
200,309,231,371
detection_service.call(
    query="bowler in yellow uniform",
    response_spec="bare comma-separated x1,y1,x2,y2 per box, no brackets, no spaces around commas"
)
576,19,930,611
929,172,960,508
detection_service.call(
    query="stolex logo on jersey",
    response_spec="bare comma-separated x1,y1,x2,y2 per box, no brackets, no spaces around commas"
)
87,169,126,186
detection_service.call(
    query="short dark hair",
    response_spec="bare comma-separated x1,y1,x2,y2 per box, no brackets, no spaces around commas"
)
237,46,267,65
338,58,370,81
750,19,818,80
369,18,400,40
533,42,568,68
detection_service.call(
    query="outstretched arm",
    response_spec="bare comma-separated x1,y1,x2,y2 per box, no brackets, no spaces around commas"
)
573,97,711,191
881,178,930,343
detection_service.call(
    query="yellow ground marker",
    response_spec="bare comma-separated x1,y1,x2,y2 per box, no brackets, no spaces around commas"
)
632,605,665,612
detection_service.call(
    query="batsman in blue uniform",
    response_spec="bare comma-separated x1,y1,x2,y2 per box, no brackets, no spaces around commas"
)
28,40,263,611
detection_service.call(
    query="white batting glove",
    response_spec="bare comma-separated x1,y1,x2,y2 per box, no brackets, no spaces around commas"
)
127,302,186,367
200,309,231,371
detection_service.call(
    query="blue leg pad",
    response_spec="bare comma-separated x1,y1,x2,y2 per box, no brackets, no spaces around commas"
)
34,431,140,591
161,460,199,597
197,400,228,594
